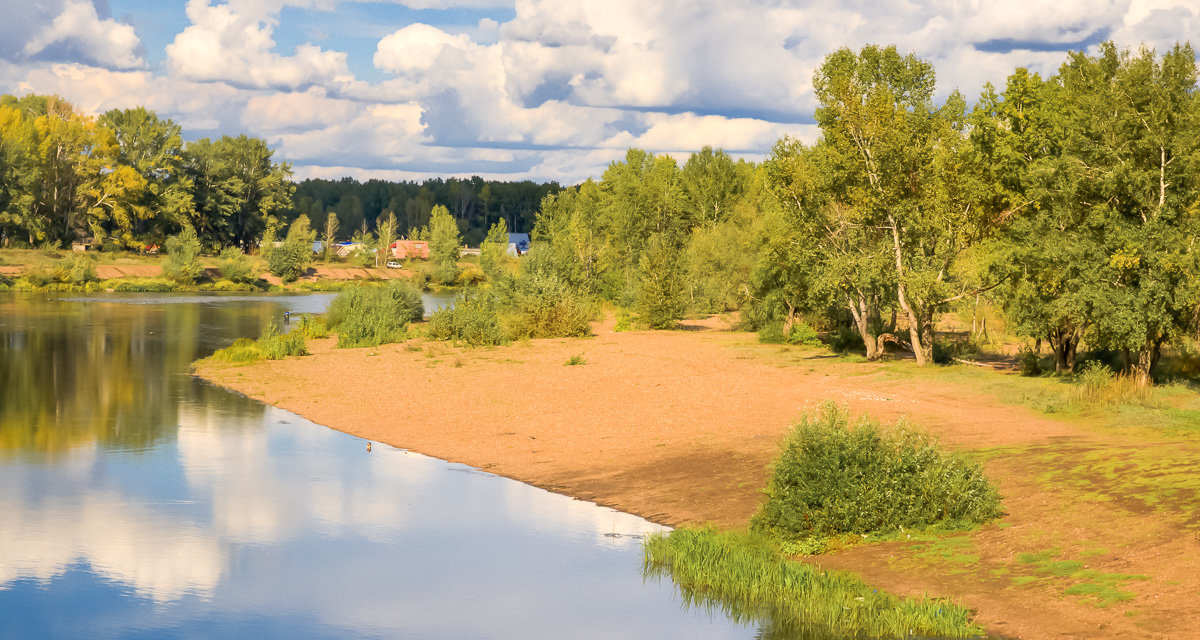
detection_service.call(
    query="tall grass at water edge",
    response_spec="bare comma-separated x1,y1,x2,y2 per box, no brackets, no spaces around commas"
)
643,528,984,639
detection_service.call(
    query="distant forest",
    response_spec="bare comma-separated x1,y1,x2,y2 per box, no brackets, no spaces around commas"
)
290,177,560,247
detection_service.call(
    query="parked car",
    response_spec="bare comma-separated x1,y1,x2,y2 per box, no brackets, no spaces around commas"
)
386,260,403,269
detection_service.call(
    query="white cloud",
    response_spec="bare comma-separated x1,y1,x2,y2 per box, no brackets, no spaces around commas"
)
2,0,144,70
166,0,355,90
4,0,1199,184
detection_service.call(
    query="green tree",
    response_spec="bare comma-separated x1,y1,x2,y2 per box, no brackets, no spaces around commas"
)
637,232,687,328
162,225,203,284
480,217,509,280
427,204,461,284
268,215,315,283
375,210,396,268
321,211,340,262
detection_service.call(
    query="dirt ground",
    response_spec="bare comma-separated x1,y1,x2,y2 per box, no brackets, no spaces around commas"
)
194,317,1200,640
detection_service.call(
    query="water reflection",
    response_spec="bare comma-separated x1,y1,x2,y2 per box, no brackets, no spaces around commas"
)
0,292,762,639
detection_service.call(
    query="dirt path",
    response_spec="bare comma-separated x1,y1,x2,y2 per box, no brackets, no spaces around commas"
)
194,320,1200,640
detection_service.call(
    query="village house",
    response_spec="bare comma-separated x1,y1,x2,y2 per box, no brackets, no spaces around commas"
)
390,240,429,259
507,232,530,256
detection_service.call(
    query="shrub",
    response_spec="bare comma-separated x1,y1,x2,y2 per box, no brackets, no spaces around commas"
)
751,403,1001,541
426,290,508,346
268,216,316,283
455,266,485,286
54,254,97,284
326,281,424,348
1072,361,1148,406
614,308,633,332
217,247,255,283
1019,344,1044,376
294,314,329,339
637,232,687,329
565,354,586,366
758,320,821,347
210,323,307,363
162,226,203,284
500,271,593,340
830,325,865,353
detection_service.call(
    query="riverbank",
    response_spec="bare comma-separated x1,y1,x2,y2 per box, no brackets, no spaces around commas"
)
0,248,424,292
193,317,1200,640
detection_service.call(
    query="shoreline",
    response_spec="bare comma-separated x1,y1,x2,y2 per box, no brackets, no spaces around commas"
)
193,321,1200,640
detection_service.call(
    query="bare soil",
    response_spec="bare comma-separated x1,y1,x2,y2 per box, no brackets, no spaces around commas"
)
194,317,1200,640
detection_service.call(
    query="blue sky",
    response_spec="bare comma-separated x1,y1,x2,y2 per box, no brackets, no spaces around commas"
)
1,0,1196,184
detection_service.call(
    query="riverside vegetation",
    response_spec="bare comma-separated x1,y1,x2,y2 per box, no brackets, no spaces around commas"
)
645,404,1001,638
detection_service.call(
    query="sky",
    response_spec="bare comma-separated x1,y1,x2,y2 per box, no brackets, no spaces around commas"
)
0,0,1196,184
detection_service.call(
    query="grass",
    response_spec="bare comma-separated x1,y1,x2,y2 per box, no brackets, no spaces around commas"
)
207,321,308,364
565,353,586,366
1010,547,1149,607
643,528,984,638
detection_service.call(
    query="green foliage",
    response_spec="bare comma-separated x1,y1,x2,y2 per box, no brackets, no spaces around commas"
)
294,314,329,339
210,321,307,363
426,290,507,346
480,218,509,279
637,232,687,329
752,403,1002,541
113,278,175,292
500,270,593,340
217,246,254,283
326,281,424,349
758,321,822,347
427,204,461,285
162,225,203,284
267,215,315,283
54,254,97,284
564,354,586,366
643,528,983,638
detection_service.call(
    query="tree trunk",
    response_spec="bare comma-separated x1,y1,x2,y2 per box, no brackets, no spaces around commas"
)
847,293,881,361
1049,328,1080,374
888,219,928,364
1132,339,1164,388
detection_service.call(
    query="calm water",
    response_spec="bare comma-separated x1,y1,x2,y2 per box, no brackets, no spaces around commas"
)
0,292,773,639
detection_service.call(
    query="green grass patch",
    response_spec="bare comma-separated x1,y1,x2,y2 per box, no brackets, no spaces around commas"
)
564,353,586,366
208,321,308,364
1010,547,1149,607
643,528,984,638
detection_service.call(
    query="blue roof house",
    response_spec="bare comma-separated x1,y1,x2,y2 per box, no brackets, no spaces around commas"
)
507,233,530,256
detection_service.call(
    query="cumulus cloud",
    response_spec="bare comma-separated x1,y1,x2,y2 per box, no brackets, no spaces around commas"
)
0,0,144,70
4,0,1200,183
166,0,354,90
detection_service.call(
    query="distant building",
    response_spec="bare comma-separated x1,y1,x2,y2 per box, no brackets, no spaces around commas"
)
312,240,324,254
390,240,429,259
507,233,530,256
334,242,365,257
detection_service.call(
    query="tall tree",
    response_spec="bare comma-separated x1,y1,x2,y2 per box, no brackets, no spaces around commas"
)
427,204,461,284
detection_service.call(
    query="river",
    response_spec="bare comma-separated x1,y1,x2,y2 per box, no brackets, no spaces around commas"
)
0,291,778,639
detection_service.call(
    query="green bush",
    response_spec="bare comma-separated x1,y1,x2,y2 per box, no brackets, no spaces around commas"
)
1019,344,1044,376
294,314,329,339
210,323,307,363
326,281,424,348
752,403,1001,541
162,226,203,284
217,247,255,283
758,320,822,347
501,271,593,340
427,290,508,346
54,254,97,284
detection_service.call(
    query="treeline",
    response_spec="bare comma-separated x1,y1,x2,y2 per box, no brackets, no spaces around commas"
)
527,41,1200,386
0,94,293,251
292,176,559,246
0,94,558,252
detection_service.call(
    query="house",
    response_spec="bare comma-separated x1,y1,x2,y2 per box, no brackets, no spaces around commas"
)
507,233,530,256
390,240,429,259
312,240,324,254
334,242,365,257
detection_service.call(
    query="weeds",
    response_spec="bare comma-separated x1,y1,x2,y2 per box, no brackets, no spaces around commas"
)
565,354,586,366
209,321,308,363
643,528,983,638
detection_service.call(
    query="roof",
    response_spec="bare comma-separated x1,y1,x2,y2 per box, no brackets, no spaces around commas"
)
508,233,530,244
